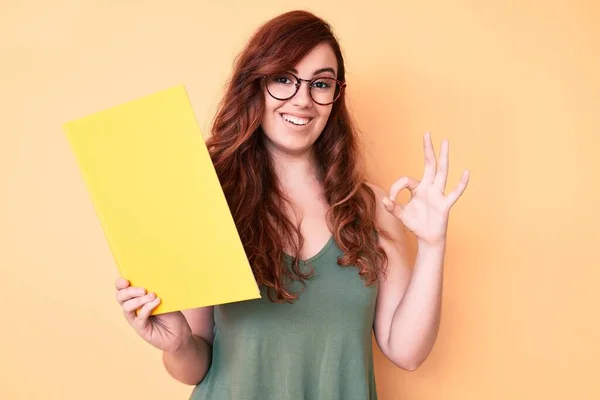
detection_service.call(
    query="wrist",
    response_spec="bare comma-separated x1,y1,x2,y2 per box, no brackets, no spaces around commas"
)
417,239,446,253
170,330,195,356
416,239,447,265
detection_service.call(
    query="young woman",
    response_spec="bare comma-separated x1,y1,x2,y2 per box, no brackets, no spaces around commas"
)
115,10,469,400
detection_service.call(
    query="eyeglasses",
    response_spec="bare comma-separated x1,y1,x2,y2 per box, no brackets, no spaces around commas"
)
263,72,346,106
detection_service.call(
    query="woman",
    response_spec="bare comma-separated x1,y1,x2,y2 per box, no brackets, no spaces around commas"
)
115,10,469,400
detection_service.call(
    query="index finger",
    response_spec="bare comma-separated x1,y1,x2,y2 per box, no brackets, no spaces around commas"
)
115,278,130,290
389,176,420,202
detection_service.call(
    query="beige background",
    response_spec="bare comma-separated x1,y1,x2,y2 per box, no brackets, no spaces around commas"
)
2,0,599,399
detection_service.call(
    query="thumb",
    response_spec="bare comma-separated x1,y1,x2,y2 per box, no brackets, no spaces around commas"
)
382,196,403,219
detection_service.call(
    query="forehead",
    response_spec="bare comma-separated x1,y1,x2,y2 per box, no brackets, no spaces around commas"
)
291,43,338,76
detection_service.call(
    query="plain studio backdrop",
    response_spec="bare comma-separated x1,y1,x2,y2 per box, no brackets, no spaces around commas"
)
1,1,599,399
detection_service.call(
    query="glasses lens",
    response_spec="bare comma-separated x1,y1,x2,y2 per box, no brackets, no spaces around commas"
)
266,73,297,100
310,77,341,105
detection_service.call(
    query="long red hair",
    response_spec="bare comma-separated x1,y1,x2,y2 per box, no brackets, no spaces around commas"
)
206,10,388,302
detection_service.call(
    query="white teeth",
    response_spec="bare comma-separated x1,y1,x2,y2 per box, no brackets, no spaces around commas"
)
282,114,310,126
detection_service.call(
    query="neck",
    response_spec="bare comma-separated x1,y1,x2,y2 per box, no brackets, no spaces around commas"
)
268,146,319,192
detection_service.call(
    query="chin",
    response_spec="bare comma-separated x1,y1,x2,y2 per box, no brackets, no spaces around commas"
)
261,116,324,156
265,134,315,156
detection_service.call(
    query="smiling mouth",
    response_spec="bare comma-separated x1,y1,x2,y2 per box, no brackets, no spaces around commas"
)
280,113,313,126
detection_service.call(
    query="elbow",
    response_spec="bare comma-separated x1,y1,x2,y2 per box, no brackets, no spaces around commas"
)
161,340,212,386
162,355,209,386
390,356,423,372
382,343,427,372
401,360,423,372
381,336,437,372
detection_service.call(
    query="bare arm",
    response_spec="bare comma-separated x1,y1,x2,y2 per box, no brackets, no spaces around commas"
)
370,133,469,371
162,306,215,385
370,183,444,371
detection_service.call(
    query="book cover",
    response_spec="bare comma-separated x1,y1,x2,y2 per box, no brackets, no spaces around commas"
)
63,85,261,315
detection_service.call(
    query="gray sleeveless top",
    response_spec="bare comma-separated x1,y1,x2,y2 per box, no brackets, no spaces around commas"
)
189,235,379,400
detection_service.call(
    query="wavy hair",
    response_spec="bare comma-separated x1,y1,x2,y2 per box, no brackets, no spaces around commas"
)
206,10,388,302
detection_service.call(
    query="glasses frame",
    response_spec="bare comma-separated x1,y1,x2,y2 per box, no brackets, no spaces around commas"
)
262,72,346,106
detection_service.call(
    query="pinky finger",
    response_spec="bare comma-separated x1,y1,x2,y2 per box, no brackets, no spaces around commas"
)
137,296,161,321
446,169,470,207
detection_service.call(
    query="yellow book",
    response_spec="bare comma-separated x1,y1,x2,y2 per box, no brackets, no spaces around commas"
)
63,85,261,315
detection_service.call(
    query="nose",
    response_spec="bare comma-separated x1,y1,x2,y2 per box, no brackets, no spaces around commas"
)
290,81,313,108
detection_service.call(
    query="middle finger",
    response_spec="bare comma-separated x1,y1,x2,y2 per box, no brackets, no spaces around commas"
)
422,132,437,184
116,286,147,305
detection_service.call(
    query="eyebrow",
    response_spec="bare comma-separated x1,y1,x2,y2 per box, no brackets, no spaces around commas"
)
290,67,336,77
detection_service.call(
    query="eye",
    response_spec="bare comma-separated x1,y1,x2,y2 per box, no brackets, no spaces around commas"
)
271,74,294,85
312,79,332,89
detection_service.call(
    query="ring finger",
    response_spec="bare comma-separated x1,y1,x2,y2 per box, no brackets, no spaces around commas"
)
122,292,156,313
116,286,146,305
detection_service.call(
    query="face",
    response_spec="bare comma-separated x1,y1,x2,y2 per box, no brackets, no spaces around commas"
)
260,42,338,157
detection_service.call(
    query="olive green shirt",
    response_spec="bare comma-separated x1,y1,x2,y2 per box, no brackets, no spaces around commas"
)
189,235,379,400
